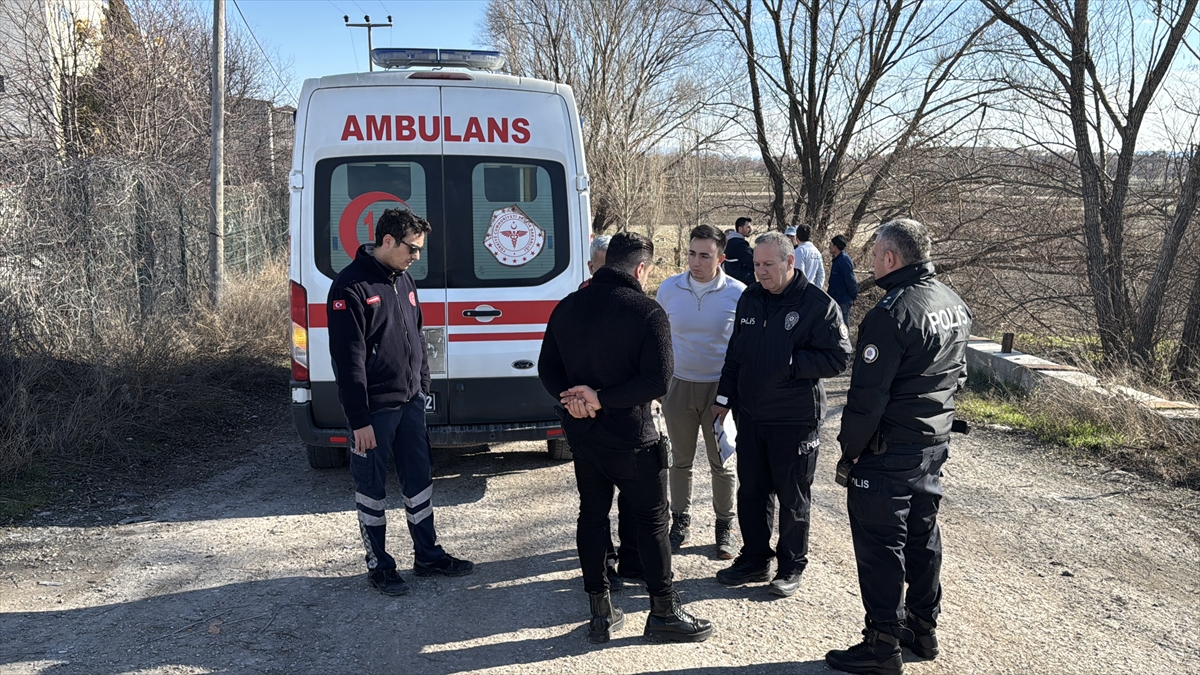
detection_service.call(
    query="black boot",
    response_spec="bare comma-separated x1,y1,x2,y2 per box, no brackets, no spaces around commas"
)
587,591,625,644
715,517,737,560
901,612,939,659
643,591,713,643
824,623,907,675
668,512,691,552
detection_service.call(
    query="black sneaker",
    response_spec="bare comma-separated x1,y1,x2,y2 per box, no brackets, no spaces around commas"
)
606,566,626,592
825,627,904,675
614,567,646,588
715,556,770,586
367,569,410,596
413,554,475,577
768,569,802,597
668,512,691,552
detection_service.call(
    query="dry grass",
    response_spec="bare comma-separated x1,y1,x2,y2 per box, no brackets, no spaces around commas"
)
0,261,290,500
960,372,1200,489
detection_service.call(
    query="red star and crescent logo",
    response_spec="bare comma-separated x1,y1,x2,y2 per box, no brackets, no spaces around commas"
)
337,191,410,254
484,205,545,267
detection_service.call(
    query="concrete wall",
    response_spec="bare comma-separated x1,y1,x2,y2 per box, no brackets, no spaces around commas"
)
965,337,1200,421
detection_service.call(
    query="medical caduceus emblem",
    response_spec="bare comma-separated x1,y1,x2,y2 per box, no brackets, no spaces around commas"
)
484,205,546,266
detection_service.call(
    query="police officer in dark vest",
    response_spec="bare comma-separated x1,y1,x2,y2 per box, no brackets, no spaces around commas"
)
825,219,972,675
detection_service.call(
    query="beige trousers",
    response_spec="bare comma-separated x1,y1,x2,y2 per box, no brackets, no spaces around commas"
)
662,377,736,520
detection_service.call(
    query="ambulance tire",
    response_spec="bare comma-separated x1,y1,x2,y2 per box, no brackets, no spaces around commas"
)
547,438,573,461
307,444,348,469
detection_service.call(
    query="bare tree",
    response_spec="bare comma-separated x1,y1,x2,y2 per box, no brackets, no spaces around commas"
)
979,0,1200,364
483,0,732,232
707,0,999,243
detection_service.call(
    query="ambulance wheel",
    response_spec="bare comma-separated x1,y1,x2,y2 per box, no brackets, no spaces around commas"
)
307,444,348,469
547,438,573,461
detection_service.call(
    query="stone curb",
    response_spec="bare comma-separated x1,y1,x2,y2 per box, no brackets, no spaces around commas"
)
965,336,1200,421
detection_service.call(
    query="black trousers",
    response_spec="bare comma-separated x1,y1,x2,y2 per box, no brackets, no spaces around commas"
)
604,492,642,576
735,412,820,575
847,441,948,626
572,439,671,597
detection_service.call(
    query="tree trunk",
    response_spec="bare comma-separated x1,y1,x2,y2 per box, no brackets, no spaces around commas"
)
1171,266,1200,387
1132,146,1200,364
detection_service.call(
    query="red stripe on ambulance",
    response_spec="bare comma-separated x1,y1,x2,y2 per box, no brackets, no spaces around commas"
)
448,300,557,326
449,332,545,342
308,302,449,328
341,115,530,143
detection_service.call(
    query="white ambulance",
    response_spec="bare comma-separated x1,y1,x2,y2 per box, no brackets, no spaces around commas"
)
288,49,589,468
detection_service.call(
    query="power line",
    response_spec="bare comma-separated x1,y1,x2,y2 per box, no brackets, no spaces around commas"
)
230,0,297,105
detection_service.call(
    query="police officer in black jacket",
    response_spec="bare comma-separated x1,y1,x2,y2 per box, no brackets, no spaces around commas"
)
826,219,972,675
327,208,474,597
722,217,757,286
539,232,713,645
712,231,852,597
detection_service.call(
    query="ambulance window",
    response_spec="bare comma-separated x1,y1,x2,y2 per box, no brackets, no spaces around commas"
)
314,157,440,284
445,159,567,287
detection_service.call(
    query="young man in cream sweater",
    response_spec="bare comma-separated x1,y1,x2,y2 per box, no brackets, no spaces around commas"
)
655,224,747,558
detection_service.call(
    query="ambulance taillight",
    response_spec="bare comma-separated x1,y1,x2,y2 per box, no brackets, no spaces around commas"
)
290,281,309,381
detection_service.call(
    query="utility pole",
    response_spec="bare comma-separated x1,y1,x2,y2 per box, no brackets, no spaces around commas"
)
344,15,392,71
209,0,226,307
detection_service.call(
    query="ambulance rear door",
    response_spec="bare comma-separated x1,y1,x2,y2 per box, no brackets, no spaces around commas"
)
302,83,452,430
439,84,582,424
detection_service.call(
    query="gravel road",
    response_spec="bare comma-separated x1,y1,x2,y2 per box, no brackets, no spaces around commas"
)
2,375,1199,675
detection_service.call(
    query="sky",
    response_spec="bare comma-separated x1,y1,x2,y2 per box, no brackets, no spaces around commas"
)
190,0,491,105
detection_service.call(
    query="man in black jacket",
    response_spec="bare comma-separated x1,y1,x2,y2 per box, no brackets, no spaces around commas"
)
825,219,972,675
539,232,712,645
722,217,756,286
712,231,852,597
327,208,474,597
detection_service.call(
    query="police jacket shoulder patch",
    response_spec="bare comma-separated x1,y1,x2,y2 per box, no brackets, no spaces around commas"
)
877,287,906,310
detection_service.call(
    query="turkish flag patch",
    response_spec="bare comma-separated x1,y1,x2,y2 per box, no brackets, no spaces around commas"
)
408,291,417,306
332,299,346,311
366,295,381,306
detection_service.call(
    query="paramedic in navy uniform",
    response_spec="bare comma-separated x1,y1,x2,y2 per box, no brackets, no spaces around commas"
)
327,208,474,597
539,232,713,644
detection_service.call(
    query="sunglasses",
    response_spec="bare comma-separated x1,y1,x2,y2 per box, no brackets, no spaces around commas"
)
400,241,422,255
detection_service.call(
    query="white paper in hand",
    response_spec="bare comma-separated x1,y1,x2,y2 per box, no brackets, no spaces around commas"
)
714,414,737,464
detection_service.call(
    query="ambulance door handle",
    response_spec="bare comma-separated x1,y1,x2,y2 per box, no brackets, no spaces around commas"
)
463,305,502,322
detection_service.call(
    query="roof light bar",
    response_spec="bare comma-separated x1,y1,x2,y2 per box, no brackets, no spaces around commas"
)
371,48,507,71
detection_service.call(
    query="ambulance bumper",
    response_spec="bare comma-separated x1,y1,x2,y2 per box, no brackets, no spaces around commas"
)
291,401,562,448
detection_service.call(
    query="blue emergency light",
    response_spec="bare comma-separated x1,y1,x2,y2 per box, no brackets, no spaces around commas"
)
371,48,506,71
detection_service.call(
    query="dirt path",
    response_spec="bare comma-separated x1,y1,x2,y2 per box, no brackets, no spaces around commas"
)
2,376,1198,675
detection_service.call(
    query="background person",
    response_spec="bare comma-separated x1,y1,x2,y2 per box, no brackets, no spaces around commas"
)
654,225,746,559
587,235,610,276
538,232,713,644
326,208,474,597
722,217,757,286
827,234,858,328
825,219,972,675
712,231,852,598
788,224,826,290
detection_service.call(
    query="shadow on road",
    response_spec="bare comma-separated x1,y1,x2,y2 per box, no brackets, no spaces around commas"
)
0,546,829,675
6,442,564,529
